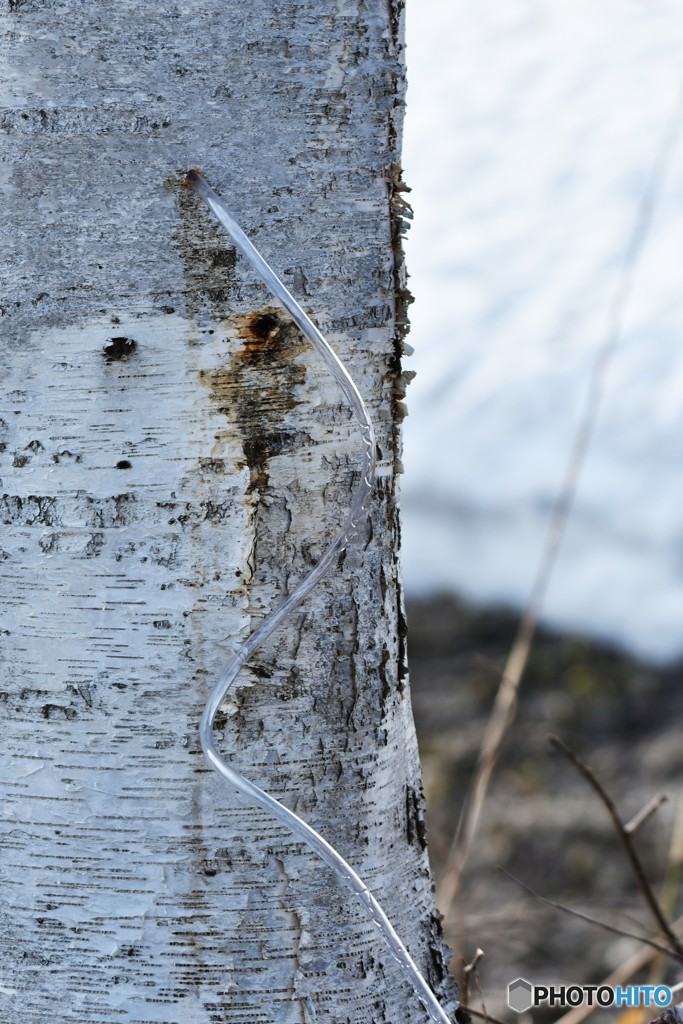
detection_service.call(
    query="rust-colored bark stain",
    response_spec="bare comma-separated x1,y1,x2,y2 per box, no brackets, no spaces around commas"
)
233,308,307,363
202,308,308,493
182,167,203,188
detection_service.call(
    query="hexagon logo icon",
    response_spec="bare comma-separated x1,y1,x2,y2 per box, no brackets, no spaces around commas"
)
508,978,533,1013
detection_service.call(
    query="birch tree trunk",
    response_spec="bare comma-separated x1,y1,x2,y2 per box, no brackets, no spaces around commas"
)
0,2,455,1022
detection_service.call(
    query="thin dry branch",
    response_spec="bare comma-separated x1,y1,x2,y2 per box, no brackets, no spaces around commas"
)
498,866,683,962
548,736,683,959
460,948,485,1008
552,799,683,1024
553,916,683,1024
461,949,489,1024
661,793,683,920
435,79,683,917
626,793,670,836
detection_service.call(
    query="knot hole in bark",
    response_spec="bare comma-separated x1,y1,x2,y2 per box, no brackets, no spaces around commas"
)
103,337,137,363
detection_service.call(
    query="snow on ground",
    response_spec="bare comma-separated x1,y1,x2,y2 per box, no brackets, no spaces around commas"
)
401,0,683,662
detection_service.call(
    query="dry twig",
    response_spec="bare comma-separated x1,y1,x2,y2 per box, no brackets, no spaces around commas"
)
435,80,683,917
554,920,683,1024
626,794,670,836
460,949,485,1009
548,736,683,959
498,866,683,962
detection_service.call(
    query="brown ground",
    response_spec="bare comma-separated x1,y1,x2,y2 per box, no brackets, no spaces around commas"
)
406,595,683,1021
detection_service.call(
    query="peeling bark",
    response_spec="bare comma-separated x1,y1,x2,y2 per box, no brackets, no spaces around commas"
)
0,1,455,1021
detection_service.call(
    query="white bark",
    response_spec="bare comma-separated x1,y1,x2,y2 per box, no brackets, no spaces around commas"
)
0,2,455,1022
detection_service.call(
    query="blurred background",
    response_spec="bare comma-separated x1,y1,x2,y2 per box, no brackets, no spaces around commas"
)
400,2,683,1018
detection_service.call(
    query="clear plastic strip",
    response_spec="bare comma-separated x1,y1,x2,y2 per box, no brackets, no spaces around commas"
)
185,169,454,1024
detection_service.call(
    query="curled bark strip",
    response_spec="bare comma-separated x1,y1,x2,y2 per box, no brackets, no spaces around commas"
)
185,169,454,1024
